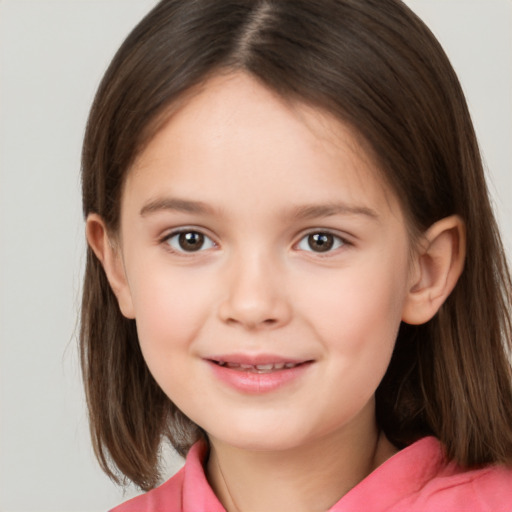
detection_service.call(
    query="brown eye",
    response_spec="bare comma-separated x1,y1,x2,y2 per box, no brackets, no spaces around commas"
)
165,230,215,253
308,233,333,252
297,232,344,253
179,232,204,251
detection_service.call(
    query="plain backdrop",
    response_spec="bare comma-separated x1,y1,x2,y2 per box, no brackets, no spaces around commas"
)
0,1,511,511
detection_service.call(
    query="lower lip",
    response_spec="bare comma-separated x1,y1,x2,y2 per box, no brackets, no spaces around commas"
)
207,361,312,394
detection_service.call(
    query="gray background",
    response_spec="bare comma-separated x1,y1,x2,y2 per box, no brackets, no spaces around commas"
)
0,1,511,511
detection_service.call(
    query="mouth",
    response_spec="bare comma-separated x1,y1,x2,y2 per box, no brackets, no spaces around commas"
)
206,356,314,393
209,360,308,373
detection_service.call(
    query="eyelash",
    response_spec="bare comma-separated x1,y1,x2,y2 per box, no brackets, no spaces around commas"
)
160,228,350,255
161,228,217,254
296,231,348,254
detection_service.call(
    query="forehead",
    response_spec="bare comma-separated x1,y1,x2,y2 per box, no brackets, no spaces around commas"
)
126,72,401,220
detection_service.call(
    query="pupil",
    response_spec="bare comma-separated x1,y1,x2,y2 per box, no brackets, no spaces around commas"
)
308,233,333,252
179,232,204,251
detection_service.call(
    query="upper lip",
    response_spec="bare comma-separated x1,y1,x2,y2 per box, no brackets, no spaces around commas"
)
205,353,312,366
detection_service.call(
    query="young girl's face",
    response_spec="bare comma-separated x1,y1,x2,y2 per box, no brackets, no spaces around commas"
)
112,73,416,453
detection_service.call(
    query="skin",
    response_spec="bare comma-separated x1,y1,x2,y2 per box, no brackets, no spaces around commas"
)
88,72,465,512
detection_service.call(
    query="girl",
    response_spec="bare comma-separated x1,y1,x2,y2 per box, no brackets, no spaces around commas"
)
80,1,512,510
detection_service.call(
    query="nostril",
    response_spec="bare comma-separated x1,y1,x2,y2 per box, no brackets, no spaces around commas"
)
223,316,279,329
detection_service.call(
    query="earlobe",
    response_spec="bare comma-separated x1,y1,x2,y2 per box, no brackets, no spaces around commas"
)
86,214,136,319
402,215,466,325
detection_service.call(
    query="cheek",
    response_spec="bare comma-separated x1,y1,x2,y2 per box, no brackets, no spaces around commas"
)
298,251,410,353
129,269,215,399
128,265,214,356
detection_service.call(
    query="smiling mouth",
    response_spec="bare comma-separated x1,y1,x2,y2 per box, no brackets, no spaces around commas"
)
210,360,308,373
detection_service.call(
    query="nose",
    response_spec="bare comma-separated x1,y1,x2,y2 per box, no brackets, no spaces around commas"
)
217,251,292,330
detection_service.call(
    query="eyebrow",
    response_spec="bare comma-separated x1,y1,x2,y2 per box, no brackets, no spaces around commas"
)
140,197,379,221
291,203,379,221
140,198,215,217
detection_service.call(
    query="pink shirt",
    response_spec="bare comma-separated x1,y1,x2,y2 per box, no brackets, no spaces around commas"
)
111,437,512,511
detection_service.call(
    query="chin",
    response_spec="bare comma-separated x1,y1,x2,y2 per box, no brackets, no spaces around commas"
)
205,420,320,453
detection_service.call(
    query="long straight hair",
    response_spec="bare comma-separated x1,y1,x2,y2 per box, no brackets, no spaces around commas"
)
81,0,512,491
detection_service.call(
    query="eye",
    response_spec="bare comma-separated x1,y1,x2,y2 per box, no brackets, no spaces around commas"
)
297,232,345,253
164,230,216,253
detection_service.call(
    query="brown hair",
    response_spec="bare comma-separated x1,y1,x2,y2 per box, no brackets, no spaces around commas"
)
80,0,512,491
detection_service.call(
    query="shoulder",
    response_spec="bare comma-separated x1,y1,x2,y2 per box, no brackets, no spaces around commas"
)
389,438,512,512
109,468,185,512
412,463,512,512
109,441,225,512
336,437,512,512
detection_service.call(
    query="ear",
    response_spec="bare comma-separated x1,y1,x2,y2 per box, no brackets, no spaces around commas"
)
402,215,466,325
86,214,135,319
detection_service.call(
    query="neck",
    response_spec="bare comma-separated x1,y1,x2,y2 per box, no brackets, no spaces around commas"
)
206,406,397,512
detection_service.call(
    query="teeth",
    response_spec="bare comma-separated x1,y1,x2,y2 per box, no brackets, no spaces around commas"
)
215,361,299,372
255,364,274,371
